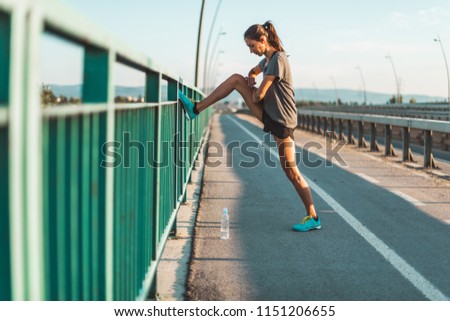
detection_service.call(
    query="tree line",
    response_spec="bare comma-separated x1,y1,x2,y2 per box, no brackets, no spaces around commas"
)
40,84,144,107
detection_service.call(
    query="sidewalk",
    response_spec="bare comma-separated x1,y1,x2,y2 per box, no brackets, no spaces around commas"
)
155,126,209,300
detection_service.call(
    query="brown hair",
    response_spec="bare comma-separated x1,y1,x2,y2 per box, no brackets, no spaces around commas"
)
244,20,284,52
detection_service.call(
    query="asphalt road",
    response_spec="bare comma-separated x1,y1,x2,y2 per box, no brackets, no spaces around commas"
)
186,114,450,301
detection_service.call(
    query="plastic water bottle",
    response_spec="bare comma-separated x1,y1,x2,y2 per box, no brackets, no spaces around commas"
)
220,208,229,240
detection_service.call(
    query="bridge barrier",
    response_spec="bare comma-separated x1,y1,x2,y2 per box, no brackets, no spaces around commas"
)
0,0,211,300
299,104,450,121
298,107,450,168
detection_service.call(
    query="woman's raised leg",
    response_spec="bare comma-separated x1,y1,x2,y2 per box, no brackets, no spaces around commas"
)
197,74,264,122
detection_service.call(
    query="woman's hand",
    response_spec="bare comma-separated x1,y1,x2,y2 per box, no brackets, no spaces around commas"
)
246,65,262,87
245,76,256,87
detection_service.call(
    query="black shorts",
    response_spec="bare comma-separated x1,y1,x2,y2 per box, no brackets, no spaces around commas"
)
262,110,295,140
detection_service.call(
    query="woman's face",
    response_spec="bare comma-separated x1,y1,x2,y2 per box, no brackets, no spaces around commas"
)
245,37,266,56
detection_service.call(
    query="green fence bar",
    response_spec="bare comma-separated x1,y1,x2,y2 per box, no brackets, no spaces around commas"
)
0,125,10,301
0,8,11,301
0,10,9,104
1,0,214,301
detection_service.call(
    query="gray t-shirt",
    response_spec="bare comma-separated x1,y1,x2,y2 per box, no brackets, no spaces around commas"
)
258,51,297,128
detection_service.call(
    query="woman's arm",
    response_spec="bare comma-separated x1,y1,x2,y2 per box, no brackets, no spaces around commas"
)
246,64,275,103
252,75,276,103
247,65,262,86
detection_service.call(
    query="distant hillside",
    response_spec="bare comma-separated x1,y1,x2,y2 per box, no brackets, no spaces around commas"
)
47,84,82,99
294,88,446,104
47,84,146,99
47,84,445,105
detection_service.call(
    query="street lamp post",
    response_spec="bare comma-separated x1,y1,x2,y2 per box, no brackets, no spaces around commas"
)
434,34,450,103
312,82,318,102
330,76,339,105
195,0,206,88
385,53,401,103
211,62,223,87
355,65,367,105
204,27,226,93
208,49,225,88
202,0,223,92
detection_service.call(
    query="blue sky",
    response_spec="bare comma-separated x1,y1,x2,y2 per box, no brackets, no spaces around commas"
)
43,0,450,99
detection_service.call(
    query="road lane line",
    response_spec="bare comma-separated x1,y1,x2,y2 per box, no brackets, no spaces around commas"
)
355,173,380,185
389,190,426,207
361,153,432,179
228,116,449,301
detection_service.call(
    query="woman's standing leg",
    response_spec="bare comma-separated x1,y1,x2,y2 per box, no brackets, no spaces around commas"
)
275,136,319,226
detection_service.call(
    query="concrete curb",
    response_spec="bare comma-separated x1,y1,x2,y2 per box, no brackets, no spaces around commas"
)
155,123,211,301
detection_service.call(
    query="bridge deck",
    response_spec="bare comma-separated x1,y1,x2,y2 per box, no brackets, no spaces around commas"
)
183,113,450,300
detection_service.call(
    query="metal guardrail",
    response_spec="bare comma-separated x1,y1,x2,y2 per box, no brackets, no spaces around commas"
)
0,0,212,300
298,108,450,168
301,104,450,121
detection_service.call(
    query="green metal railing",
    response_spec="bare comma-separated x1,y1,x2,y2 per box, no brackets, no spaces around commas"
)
0,0,212,300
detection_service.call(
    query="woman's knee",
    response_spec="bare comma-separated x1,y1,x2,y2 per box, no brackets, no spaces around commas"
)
283,167,295,180
283,166,302,182
228,73,245,86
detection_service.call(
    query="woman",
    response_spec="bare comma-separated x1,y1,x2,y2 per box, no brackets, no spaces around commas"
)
178,21,320,232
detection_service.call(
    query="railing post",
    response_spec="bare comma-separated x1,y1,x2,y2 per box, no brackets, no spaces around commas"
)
23,3,45,301
83,44,109,301
402,127,414,162
178,81,187,204
187,87,194,183
347,120,355,144
384,124,396,156
1,6,15,301
330,118,336,141
370,123,380,152
105,48,116,301
424,130,436,168
338,119,344,141
146,70,161,299
358,121,367,148
317,117,322,135
167,78,178,237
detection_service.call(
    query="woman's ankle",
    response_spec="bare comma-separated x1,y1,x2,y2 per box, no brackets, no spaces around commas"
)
193,102,200,115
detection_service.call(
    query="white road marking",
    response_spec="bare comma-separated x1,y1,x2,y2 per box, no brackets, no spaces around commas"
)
389,190,426,207
228,116,448,301
361,153,382,162
355,173,380,185
360,151,431,179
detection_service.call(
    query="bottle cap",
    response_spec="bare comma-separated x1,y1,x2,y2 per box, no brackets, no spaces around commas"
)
223,208,228,214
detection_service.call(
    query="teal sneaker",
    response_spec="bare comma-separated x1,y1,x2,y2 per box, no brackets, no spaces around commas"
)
178,90,197,120
292,216,321,232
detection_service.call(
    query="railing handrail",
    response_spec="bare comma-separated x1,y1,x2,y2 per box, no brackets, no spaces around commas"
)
300,103,450,110
299,109,450,133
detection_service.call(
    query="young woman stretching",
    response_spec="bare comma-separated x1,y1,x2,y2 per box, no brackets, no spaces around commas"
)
178,21,321,232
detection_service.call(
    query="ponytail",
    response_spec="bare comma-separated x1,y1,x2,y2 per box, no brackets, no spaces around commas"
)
244,20,284,52
262,21,284,52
